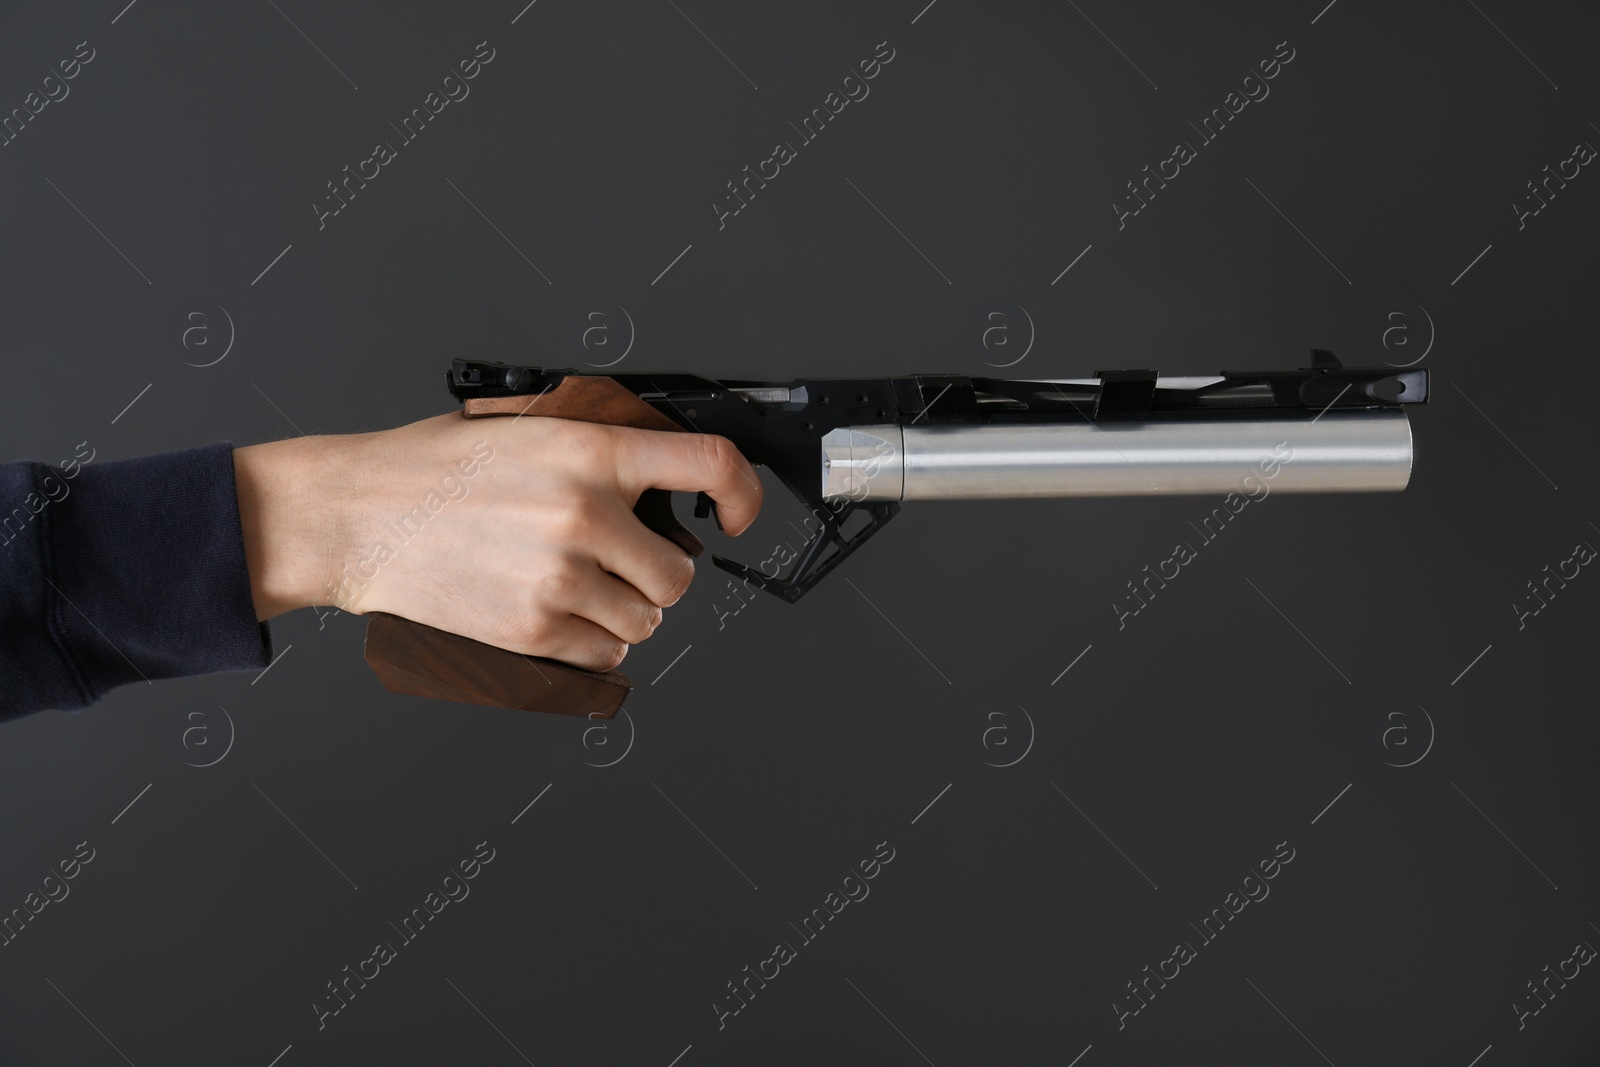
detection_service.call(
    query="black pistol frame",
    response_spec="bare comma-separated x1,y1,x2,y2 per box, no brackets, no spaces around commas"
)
446,351,1427,602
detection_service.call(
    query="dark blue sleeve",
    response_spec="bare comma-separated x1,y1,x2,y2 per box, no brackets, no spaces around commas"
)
0,442,273,720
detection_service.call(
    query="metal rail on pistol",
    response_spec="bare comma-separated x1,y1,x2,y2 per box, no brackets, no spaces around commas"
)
363,351,1427,717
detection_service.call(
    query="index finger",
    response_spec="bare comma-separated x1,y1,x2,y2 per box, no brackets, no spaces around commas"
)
611,428,764,535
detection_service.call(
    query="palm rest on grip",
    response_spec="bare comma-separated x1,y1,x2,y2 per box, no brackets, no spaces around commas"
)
362,376,704,718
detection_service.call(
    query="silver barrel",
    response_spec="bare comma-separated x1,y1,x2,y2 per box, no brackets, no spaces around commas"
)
819,411,1414,501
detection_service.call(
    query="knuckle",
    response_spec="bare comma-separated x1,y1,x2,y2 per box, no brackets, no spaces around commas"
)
556,421,619,473
619,603,661,645
696,434,740,480
514,610,559,653
599,642,628,670
662,554,694,606
544,492,596,540
538,564,582,604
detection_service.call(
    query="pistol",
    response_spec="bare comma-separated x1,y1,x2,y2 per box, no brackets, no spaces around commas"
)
364,351,1426,717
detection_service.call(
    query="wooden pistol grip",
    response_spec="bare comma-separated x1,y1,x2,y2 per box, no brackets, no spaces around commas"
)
364,612,630,717
362,375,702,717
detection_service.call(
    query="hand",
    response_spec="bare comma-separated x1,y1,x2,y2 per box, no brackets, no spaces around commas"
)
233,412,763,671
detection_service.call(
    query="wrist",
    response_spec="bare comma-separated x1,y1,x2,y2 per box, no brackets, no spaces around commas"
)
233,436,354,620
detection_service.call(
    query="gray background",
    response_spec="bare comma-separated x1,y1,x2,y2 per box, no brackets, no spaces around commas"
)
1,0,1597,1064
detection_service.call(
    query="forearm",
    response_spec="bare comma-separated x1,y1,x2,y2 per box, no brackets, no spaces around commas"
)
1,410,755,720
232,435,357,621
0,443,272,718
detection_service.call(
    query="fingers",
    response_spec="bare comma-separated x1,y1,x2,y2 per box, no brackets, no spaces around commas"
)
509,560,665,672
414,420,760,673
592,500,698,608
520,612,632,674
567,568,665,646
611,429,764,536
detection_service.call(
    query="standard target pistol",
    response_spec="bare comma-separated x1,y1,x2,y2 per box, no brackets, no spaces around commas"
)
364,351,1426,716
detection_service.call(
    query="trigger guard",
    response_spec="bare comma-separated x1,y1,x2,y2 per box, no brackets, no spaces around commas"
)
710,500,899,603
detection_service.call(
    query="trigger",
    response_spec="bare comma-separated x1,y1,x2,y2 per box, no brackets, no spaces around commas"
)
694,491,722,530
633,488,704,558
